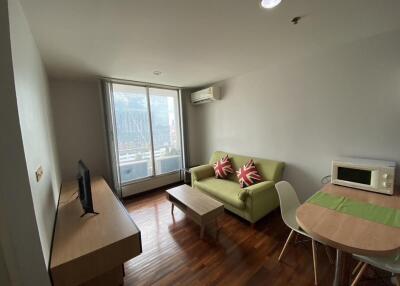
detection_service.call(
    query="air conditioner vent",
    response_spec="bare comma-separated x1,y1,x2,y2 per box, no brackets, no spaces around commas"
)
191,86,220,105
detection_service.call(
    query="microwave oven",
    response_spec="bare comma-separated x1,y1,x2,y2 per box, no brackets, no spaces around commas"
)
331,158,396,195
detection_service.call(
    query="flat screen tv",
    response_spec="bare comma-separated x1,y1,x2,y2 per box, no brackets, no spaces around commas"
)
77,160,98,216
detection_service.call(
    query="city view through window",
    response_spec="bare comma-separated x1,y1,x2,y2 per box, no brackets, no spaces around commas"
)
112,84,182,184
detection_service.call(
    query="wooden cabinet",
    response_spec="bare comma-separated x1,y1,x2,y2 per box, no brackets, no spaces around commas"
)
50,177,141,286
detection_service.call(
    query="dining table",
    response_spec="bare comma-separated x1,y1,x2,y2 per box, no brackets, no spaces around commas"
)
296,183,400,286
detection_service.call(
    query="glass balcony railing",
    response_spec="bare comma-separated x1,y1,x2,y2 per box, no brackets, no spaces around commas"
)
119,153,182,183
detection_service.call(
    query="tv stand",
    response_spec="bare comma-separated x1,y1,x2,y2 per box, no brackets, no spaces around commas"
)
50,177,141,286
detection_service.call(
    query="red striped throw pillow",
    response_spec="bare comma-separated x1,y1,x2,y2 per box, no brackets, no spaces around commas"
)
213,155,234,179
236,159,262,188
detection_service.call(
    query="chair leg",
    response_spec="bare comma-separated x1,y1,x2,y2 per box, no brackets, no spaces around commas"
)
312,239,318,285
324,245,334,264
351,263,368,286
352,261,363,276
278,230,295,261
294,232,299,244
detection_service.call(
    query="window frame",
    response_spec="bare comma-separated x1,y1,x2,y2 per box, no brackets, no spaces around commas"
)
103,78,185,194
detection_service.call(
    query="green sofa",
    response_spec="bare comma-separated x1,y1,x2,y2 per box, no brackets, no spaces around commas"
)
190,151,285,224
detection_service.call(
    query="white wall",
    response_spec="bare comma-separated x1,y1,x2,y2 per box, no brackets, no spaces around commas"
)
0,249,10,286
187,29,400,201
50,79,110,182
9,0,62,267
0,0,54,284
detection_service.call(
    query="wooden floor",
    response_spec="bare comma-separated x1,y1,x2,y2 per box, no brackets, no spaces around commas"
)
123,187,393,286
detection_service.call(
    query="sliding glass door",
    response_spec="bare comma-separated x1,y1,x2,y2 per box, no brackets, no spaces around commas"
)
149,88,182,176
107,81,183,195
113,84,153,183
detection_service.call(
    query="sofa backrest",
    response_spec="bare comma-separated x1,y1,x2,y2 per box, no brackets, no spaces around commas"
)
209,151,285,183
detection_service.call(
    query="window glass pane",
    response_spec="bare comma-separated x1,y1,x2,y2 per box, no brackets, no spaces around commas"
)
112,84,153,183
149,88,182,175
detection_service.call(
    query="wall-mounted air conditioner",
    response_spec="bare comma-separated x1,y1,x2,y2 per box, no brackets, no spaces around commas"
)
191,86,220,105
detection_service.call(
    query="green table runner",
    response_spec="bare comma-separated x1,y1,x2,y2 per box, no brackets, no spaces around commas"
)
307,192,400,228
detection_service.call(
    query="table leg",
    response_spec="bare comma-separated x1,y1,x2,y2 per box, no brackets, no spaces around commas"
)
171,203,174,214
215,218,221,240
200,224,205,239
333,249,352,286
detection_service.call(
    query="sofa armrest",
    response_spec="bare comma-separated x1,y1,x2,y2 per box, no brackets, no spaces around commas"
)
245,181,275,196
190,164,214,185
244,181,279,223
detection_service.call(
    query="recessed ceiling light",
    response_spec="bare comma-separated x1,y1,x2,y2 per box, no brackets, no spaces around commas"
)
153,71,162,76
260,0,282,9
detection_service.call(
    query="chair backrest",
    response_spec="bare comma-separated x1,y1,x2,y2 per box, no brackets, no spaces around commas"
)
275,181,301,229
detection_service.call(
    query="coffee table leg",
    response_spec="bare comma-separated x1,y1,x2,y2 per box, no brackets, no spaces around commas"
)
200,224,205,239
215,218,221,240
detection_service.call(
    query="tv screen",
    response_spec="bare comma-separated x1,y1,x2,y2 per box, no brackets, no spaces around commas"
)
78,160,95,216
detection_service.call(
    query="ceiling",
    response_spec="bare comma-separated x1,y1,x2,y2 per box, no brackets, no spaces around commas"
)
19,0,400,87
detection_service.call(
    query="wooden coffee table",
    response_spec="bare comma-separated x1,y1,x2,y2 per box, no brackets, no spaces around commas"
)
166,185,224,239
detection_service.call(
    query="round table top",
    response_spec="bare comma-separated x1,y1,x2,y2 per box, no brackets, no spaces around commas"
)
296,183,400,256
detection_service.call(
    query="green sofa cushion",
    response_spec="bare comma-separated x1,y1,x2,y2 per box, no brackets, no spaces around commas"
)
194,178,246,209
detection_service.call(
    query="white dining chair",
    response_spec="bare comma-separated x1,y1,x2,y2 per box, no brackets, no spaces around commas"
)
351,254,400,286
275,181,333,286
